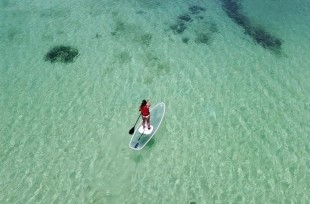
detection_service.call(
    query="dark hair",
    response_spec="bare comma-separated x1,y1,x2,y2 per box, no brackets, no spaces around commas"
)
140,100,147,107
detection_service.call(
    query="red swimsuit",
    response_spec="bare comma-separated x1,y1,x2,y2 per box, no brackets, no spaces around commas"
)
140,105,150,116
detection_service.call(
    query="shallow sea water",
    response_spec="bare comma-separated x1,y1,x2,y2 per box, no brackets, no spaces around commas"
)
0,0,309,203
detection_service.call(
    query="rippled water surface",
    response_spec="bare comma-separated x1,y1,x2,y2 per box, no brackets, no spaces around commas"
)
0,0,309,203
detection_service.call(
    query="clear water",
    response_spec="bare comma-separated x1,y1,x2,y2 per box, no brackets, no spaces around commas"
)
0,0,309,203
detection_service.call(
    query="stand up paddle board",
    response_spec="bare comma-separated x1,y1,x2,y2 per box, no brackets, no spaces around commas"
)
129,102,165,150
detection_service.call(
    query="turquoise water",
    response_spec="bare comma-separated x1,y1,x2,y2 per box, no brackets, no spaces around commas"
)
0,0,309,203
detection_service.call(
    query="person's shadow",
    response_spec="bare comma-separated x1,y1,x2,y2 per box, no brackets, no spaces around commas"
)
146,138,156,148
131,139,157,163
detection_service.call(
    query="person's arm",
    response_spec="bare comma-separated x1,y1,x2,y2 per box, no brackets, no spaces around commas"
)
146,99,151,107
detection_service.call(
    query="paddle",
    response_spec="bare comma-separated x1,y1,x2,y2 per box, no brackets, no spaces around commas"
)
128,114,141,135
135,130,145,148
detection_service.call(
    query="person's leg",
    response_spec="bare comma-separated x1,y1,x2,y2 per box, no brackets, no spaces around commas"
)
147,116,151,129
142,117,146,128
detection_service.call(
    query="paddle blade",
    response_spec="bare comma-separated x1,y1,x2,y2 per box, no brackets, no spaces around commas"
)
129,127,135,135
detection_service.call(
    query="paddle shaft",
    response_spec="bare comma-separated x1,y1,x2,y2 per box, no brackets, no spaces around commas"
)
135,130,145,148
133,114,141,127
129,114,141,135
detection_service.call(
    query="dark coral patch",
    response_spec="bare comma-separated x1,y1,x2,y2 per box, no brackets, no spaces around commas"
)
195,33,211,44
247,27,282,50
45,46,78,63
95,33,102,38
220,0,282,51
221,0,249,28
168,5,219,46
195,15,204,20
182,37,190,44
139,33,153,46
169,5,206,35
188,5,206,15
178,14,192,23
111,21,125,36
170,14,193,34
170,22,187,34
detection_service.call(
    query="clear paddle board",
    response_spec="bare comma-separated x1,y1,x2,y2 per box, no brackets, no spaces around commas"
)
129,102,165,150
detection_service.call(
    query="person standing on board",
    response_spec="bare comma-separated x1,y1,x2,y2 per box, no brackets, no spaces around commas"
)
139,99,151,129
